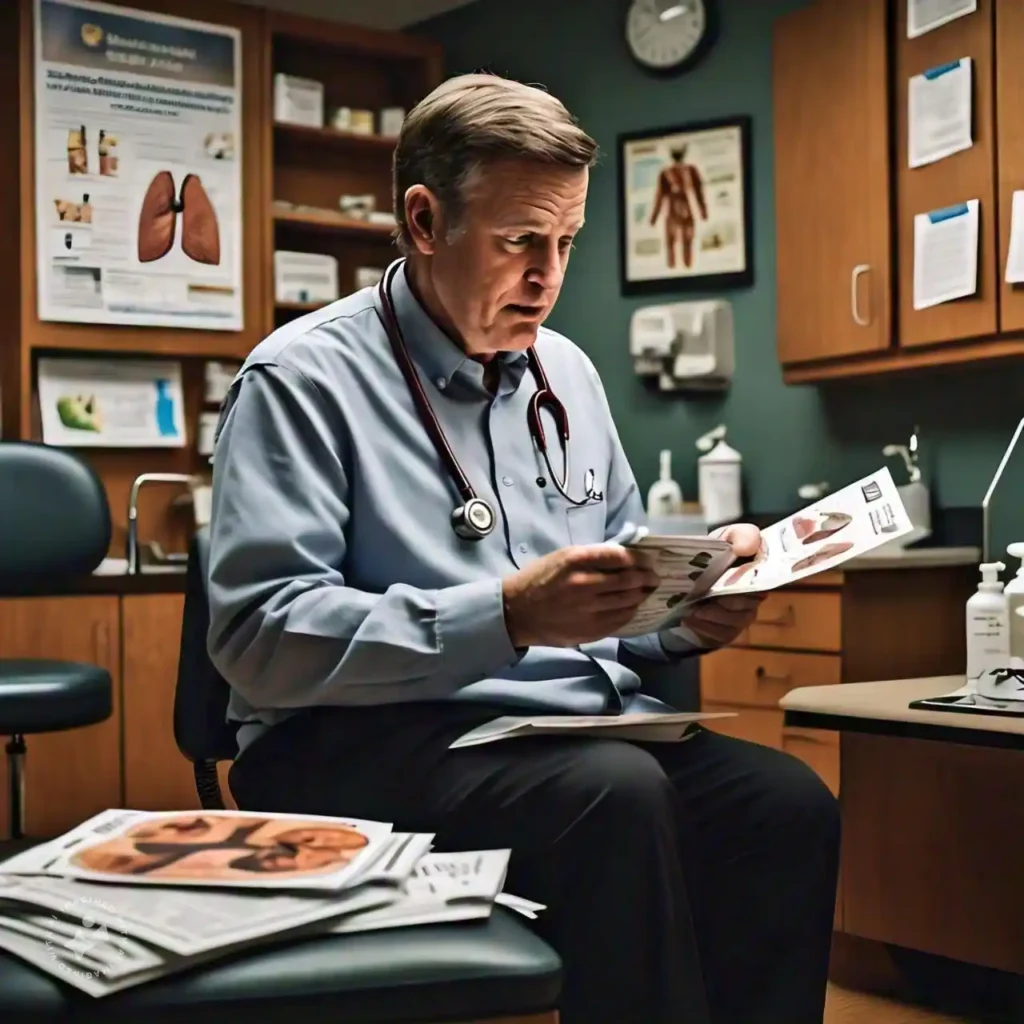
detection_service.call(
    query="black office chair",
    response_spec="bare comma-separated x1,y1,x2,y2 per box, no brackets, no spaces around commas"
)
0,442,113,840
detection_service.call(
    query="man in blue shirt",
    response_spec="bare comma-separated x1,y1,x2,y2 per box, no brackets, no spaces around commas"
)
209,73,839,1024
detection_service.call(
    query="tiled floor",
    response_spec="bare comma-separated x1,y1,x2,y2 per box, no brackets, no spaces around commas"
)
826,984,976,1023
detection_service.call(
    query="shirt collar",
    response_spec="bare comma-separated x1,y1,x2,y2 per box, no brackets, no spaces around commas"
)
380,259,529,392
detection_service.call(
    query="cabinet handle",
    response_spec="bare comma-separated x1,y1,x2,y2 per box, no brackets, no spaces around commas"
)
851,264,871,327
92,621,111,667
755,666,792,685
754,605,795,628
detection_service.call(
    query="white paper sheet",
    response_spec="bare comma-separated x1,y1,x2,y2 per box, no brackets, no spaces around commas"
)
913,200,979,309
1005,191,1024,285
908,58,973,168
907,0,977,38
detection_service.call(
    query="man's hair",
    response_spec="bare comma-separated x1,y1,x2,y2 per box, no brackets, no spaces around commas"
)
392,73,598,254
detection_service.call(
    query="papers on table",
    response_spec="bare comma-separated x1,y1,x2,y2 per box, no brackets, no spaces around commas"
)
913,200,979,310
450,711,731,749
908,58,972,168
907,0,977,39
0,812,543,999
1005,191,1024,285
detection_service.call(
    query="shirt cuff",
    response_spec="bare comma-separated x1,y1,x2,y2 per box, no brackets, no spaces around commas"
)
435,578,520,682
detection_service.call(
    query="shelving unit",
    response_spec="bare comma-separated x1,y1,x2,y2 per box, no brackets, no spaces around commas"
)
263,12,442,331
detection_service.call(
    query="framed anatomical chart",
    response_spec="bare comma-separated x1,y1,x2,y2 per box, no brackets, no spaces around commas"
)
34,0,244,330
618,115,753,295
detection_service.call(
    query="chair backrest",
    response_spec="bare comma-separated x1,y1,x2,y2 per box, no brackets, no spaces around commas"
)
174,526,238,806
0,441,111,592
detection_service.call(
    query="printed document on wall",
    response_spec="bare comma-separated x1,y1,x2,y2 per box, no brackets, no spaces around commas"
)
37,356,186,448
33,0,243,331
908,58,973,169
1005,191,1024,285
913,200,979,310
907,0,977,38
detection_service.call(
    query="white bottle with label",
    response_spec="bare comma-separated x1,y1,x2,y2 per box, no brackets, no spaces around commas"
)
965,561,1009,684
646,449,684,518
1004,544,1024,659
696,425,742,526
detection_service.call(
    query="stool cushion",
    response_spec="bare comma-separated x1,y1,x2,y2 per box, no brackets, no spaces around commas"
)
0,907,562,1023
0,661,112,734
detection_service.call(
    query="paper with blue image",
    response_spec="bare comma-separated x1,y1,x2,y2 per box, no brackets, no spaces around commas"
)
908,58,972,169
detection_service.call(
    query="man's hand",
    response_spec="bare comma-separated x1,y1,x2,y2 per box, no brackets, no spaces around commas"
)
676,523,766,648
503,545,660,648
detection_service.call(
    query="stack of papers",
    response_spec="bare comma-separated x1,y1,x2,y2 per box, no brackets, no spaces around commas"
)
0,809,542,998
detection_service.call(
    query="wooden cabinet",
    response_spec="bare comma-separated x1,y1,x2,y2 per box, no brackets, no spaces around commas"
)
700,562,975,795
121,593,198,813
772,0,891,365
774,0,1024,382
0,596,121,838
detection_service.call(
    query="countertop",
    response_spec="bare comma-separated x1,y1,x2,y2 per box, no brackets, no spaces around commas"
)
2,564,186,598
843,545,980,570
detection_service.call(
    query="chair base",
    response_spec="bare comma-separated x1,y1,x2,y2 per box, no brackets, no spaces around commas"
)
5,734,25,841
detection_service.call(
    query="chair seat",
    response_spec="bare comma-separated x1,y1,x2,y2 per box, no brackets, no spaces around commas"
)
0,908,561,1023
0,660,112,735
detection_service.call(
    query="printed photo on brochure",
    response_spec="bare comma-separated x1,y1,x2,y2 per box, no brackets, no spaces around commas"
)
613,468,911,637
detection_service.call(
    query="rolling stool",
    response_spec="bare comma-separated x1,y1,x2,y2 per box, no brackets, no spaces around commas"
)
0,442,113,841
0,526,562,1022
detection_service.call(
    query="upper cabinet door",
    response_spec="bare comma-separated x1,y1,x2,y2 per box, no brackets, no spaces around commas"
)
773,0,891,366
996,0,1024,334
896,0,997,347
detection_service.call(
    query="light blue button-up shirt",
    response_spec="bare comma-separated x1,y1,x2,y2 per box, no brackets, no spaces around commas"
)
207,259,698,751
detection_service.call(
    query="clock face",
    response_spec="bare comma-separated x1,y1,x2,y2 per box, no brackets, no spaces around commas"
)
626,0,708,71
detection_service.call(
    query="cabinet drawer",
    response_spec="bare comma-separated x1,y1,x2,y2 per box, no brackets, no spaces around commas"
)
782,726,840,795
701,647,841,708
701,704,783,750
740,590,841,652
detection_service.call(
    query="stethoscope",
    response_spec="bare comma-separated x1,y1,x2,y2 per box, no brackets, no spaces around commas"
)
376,260,604,541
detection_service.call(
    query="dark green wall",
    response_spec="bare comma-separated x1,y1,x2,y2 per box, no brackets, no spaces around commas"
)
417,0,1024,555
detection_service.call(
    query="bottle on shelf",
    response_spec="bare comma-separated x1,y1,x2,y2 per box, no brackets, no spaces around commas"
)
965,561,1009,685
646,449,683,518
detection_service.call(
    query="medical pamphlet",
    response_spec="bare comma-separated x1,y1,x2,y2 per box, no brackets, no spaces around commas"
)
613,467,913,639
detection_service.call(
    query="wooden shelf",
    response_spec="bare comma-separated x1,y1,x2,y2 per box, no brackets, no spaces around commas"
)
273,206,395,239
273,121,398,154
276,300,326,312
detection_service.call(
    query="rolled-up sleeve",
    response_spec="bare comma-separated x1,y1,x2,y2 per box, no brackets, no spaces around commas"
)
206,362,518,710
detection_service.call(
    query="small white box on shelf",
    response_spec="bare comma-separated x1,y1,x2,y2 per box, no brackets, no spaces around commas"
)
380,107,405,137
274,251,339,304
273,73,324,128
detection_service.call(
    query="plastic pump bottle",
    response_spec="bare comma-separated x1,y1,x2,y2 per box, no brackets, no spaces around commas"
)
646,449,684,518
965,561,1009,682
1004,543,1024,658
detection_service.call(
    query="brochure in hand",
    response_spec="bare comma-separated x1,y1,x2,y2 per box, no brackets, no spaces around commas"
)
612,467,912,638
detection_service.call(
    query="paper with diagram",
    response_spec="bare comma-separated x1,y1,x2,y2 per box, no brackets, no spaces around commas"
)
611,467,913,639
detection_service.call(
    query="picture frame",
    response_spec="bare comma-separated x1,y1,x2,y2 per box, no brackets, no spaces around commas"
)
617,115,753,296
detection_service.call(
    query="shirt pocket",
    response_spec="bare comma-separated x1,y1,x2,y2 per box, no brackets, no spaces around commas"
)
565,502,607,546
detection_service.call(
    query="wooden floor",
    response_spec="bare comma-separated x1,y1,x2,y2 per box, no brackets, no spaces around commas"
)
826,984,975,1023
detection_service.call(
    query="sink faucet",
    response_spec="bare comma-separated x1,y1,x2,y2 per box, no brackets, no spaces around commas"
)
126,473,196,574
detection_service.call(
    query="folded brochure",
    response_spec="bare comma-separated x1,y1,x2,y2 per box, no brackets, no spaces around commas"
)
612,466,912,639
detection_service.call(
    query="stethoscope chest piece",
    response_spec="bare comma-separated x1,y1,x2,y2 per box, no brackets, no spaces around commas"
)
452,497,496,540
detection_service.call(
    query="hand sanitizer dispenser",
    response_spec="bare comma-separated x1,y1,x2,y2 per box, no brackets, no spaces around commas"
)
696,425,742,526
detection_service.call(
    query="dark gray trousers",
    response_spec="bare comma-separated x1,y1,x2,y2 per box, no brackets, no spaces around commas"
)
230,704,840,1024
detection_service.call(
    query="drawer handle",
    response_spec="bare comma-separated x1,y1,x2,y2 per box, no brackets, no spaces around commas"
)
784,730,829,747
754,605,795,627
755,666,792,685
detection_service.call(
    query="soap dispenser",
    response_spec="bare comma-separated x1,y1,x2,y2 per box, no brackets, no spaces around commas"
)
696,425,742,526
966,561,1009,682
883,426,931,546
1004,543,1024,658
646,449,684,518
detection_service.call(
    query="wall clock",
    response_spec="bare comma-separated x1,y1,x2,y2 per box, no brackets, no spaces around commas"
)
625,0,718,75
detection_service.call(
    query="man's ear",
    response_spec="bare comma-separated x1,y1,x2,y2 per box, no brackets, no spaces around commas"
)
404,185,441,255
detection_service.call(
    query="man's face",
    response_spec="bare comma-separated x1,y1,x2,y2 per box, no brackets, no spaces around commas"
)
421,159,588,357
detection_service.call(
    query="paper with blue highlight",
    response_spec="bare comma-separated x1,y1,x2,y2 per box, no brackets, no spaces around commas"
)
908,57,972,168
913,198,979,310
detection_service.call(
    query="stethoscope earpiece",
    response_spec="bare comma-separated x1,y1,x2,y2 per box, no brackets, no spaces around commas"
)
452,498,496,540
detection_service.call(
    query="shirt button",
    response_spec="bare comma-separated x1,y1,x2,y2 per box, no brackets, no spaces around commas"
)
518,543,528,554
502,476,514,487
435,376,447,389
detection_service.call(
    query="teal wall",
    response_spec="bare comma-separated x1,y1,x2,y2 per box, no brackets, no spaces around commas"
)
417,0,1024,555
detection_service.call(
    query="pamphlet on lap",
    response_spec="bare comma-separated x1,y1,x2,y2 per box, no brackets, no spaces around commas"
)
612,467,912,638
